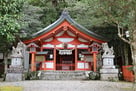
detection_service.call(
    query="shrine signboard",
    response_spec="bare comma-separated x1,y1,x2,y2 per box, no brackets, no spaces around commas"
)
59,50,72,55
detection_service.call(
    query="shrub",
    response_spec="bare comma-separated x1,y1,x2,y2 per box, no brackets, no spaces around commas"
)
24,71,39,80
89,72,100,80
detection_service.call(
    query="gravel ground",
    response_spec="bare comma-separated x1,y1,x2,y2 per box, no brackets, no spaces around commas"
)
0,80,134,91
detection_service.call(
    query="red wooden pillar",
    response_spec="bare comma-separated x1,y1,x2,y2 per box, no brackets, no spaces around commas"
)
31,52,36,71
93,52,97,72
75,45,78,70
54,46,56,70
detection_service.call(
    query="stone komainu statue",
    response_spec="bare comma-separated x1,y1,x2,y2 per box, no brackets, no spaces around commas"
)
12,41,26,56
102,43,114,56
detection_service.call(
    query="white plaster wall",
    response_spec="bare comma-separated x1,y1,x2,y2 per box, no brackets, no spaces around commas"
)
77,63,84,69
46,62,54,68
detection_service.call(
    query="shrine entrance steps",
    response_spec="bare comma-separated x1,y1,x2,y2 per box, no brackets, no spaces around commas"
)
39,71,88,80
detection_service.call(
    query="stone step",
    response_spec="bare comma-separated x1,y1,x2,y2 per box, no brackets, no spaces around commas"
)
39,71,87,80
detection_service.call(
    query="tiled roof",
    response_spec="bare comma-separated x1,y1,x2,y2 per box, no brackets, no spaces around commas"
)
32,10,108,42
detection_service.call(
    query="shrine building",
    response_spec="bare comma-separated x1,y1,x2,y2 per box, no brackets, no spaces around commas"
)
23,11,107,73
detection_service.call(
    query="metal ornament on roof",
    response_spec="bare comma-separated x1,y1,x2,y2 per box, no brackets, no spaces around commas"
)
63,25,68,31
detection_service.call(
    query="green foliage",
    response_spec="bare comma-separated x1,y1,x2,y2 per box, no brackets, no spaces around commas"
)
38,0,67,27
66,0,108,28
0,15,20,41
20,4,44,37
28,0,67,8
0,0,23,15
98,0,136,40
20,0,68,38
89,71,100,80
0,0,24,42
25,0,112,34
99,0,136,25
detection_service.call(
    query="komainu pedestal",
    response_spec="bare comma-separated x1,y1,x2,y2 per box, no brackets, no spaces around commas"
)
100,43,119,81
5,56,24,82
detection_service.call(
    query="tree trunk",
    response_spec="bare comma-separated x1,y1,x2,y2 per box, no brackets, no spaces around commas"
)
124,44,129,65
132,46,136,81
4,52,8,74
129,29,136,91
130,44,136,91
132,28,136,83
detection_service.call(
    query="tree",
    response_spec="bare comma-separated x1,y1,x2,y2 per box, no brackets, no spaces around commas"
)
0,0,24,73
20,3,44,38
0,0,24,41
97,0,136,83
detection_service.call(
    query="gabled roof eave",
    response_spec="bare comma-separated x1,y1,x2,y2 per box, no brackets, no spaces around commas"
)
29,10,108,43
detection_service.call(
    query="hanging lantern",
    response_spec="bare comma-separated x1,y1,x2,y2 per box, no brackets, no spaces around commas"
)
90,42,101,53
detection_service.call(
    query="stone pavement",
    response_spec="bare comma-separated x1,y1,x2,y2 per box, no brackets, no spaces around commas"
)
0,80,134,91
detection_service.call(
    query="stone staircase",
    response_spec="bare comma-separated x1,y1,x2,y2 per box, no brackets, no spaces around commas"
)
39,71,88,80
